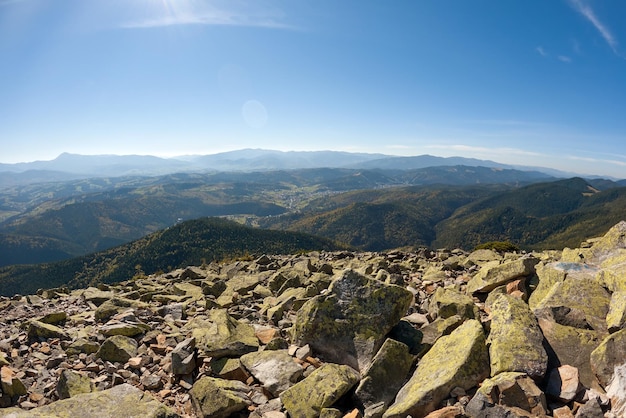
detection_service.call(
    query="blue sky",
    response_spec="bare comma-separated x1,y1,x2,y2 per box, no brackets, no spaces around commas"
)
1,0,626,177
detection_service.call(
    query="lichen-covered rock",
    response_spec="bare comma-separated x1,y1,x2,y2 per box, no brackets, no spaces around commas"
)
94,297,148,322
291,269,413,372
467,249,502,264
210,357,250,382
419,315,464,355
383,319,489,418
537,317,605,392
465,372,547,417
590,328,626,387
171,337,196,376
487,294,547,379
532,271,610,332
561,221,626,265
354,338,414,412
216,273,266,307
65,338,100,356
428,287,478,320
189,376,251,418
185,308,259,359
387,320,423,355
27,320,69,341
0,366,27,397
57,369,93,399
240,349,303,396
280,363,360,418
100,322,147,337
96,334,138,363
466,256,538,294
171,282,204,301
606,291,626,333
38,311,67,324
529,262,594,309
81,287,115,305
0,383,178,417
534,306,594,330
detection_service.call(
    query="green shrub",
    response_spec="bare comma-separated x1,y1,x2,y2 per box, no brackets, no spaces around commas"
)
474,241,520,253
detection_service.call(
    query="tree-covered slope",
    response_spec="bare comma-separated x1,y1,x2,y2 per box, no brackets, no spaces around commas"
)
261,185,505,251
432,178,625,250
0,217,344,296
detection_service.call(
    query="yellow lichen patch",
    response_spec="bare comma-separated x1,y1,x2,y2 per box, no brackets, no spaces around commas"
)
383,319,489,418
488,294,547,379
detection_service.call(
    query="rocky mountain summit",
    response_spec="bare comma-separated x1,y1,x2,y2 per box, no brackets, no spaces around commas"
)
2,223,626,417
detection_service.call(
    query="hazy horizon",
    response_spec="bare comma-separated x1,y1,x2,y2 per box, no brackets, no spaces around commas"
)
2,1,626,177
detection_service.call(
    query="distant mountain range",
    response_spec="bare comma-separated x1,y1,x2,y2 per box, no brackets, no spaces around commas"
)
2,149,626,289
0,149,589,186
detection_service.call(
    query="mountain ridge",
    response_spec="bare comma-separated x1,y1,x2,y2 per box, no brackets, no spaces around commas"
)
0,149,587,183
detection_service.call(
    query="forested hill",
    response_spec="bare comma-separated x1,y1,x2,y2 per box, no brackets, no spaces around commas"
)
0,217,344,296
262,178,626,252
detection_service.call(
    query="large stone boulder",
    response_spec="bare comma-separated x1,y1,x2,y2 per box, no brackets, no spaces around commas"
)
27,320,69,341
531,269,610,332
537,316,605,392
97,335,138,363
291,269,413,372
240,349,303,396
56,369,93,399
171,337,196,376
528,262,595,309
428,287,478,320
606,291,626,333
280,363,360,418
0,366,27,398
189,377,251,418
465,372,548,417
185,308,259,359
383,319,489,418
561,221,626,265
0,383,178,417
487,294,547,379
466,256,538,294
354,338,414,414
590,328,626,387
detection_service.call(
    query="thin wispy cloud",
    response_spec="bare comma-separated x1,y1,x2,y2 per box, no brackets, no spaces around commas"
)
565,155,626,167
536,46,573,63
427,144,545,158
121,2,294,30
569,0,619,55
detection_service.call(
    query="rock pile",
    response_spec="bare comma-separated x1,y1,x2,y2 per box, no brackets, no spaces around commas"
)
2,222,626,417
